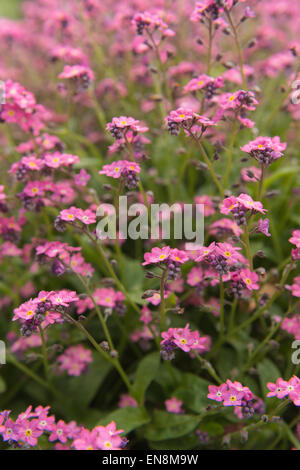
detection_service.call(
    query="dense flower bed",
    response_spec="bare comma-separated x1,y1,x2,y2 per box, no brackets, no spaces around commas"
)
0,0,300,450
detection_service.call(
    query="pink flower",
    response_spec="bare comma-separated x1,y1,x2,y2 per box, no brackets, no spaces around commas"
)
99,160,141,179
161,324,208,354
166,108,216,135
184,74,224,95
236,194,267,214
240,166,262,183
241,136,286,165
18,419,43,446
1,418,20,442
187,267,204,286
165,397,184,414
240,269,259,291
289,230,300,248
257,218,271,237
58,65,94,90
132,11,175,38
195,195,215,216
142,246,171,265
74,169,90,186
57,345,93,376
223,388,244,407
290,385,300,406
13,299,37,321
118,394,138,408
267,378,289,399
95,422,124,450
106,116,148,139
207,384,228,402
140,306,152,325
207,380,254,408
49,420,69,443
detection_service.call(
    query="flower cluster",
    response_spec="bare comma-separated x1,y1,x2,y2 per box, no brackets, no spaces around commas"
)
0,406,126,450
57,345,93,377
220,193,267,226
166,108,216,136
160,323,211,360
13,290,79,335
241,136,287,166
267,376,300,406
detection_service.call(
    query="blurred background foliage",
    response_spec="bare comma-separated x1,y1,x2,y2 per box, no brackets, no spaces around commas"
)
0,0,21,19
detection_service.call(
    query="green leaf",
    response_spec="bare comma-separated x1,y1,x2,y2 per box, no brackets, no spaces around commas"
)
257,358,281,395
0,376,7,393
98,407,150,434
197,421,224,436
264,167,300,189
154,363,182,393
144,410,201,441
173,373,211,413
149,434,199,450
122,257,145,294
53,352,112,410
132,352,160,403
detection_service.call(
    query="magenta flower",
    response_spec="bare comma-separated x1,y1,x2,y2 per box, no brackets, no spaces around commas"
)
240,166,262,183
49,420,69,443
241,136,286,165
57,345,93,377
257,218,271,237
289,230,300,248
18,419,43,446
106,116,148,139
166,107,216,135
240,269,259,291
165,397,184,414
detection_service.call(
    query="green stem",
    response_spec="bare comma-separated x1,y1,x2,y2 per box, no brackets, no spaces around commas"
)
159,269,168,334
206,19,213,75
38,326,51,387
6,353,49,389
225,8,246,89
208,259,294,357
241,305,293,374
190,133,224,197
223,118,238,188
219,275,225,340
63,311,134,396
243,222,253,270
258,164,265,200
228,298,238,333
194,353,222,385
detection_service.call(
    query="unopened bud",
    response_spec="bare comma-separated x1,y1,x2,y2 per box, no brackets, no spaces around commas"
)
240,430,248,443
142,290,156,299
100,341,110,352
110,349,119,358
